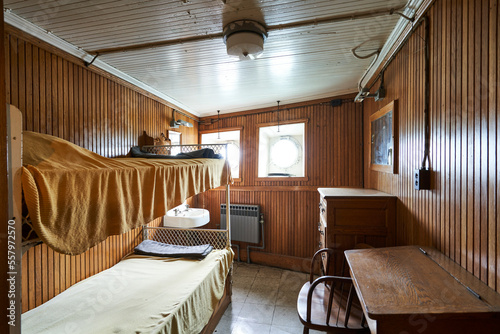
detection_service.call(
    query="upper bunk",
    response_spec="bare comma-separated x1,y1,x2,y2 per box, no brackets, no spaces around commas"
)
21,130,232,255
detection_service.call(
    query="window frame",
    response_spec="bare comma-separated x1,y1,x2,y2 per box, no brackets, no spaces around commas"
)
199,126,243,183
256,118,309,182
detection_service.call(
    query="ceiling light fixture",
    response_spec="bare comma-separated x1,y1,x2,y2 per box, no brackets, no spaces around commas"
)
223,20,268,60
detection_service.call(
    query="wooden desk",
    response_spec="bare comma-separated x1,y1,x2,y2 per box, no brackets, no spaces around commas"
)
345,246,500,334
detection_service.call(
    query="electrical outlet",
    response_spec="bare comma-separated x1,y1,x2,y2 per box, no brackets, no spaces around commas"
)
414,168,431,190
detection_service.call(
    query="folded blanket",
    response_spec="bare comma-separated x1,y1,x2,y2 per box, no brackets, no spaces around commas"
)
130,146,222,159
134,240,213,259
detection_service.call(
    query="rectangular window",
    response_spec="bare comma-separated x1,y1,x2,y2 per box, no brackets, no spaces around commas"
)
257,120,307,180
200,128,241,180
168,130,182,155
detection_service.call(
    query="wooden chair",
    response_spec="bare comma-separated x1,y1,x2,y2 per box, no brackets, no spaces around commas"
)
297,248,370,334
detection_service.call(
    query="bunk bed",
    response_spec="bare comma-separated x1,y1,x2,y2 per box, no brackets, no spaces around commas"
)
7,105,234,334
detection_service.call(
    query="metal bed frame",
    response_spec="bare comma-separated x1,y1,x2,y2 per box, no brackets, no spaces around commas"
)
139,142,232,248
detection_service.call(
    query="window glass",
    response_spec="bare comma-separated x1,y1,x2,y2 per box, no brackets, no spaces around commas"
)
169,131,181,155
201,130,241,178
258,122,305,178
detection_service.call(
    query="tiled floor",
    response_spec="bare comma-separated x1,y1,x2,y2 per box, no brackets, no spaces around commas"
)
214,262,325,334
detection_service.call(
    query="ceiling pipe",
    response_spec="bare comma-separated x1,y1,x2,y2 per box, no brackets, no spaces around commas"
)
86,6,405,56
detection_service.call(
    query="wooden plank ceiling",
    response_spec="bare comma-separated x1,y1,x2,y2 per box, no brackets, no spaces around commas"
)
4,0,411,116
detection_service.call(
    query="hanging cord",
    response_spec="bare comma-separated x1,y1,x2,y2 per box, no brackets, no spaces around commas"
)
276,100,281,132
421,16,430,169
351,41,381,60
217,110,221,139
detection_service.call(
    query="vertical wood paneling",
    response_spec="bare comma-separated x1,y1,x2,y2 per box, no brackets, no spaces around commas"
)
0,1,11,325
364,0,500,292
5,25,199,312
198,97,364,261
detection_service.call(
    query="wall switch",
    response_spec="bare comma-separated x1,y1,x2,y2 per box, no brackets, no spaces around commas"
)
414,168,431,190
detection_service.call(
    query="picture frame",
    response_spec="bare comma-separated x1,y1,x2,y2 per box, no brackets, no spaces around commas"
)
369,100,398,173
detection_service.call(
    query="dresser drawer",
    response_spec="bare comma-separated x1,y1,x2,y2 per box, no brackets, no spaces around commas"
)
319,199,327,223
318,220,326,249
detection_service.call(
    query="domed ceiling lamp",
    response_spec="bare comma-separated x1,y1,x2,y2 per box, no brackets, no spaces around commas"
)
223,20,268,60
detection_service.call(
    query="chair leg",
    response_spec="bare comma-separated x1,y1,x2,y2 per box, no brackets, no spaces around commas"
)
303,326,309,334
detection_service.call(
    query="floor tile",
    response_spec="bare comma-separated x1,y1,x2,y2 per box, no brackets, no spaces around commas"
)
256,266,283,279
233,275,256,289
272,306,303,328
279,271,308,291
252,275,281,289
270,325,304,334
214,318,238,334
276,287,301,308
221,301,244,321
235,263,261,277
232,321,271,334
245,287,278,305
238,303,275,325
219,262,326,333
232,286,250,303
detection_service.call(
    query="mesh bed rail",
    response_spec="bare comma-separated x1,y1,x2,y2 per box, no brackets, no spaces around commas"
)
141,143,228,156
143,226,230,250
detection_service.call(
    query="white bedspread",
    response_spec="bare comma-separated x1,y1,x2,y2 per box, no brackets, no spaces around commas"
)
22,248,233,334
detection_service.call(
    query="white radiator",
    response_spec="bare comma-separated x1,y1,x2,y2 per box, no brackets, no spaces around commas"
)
221,204,260,243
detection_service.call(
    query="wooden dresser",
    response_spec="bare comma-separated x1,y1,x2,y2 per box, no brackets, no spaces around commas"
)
317,188,396,273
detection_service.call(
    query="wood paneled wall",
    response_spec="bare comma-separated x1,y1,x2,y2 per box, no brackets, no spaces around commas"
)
0,0,11,330
364,0,500,291
198,98,364,265
4,24,199,312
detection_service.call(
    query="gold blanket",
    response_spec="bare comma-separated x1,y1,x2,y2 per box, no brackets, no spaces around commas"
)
22,131,231,255
22,249,234,334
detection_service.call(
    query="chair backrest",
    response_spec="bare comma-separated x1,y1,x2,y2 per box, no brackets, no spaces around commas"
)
299,247,369,333
308,248,346,283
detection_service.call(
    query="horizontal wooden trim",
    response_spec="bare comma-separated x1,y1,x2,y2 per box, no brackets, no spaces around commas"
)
255,176,309,182
199,126,243,134
209,185,321,192
256,118,309,128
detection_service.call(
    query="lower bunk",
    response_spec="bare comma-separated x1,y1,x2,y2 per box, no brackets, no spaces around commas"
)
22,227,234,334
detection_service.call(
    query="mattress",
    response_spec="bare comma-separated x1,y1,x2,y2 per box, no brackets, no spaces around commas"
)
22,248,233,334
21,131,232,255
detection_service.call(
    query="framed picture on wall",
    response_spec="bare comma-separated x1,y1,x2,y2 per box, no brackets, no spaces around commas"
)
369,100,398,173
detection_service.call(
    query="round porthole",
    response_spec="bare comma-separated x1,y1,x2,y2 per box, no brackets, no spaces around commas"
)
270,137,301,169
